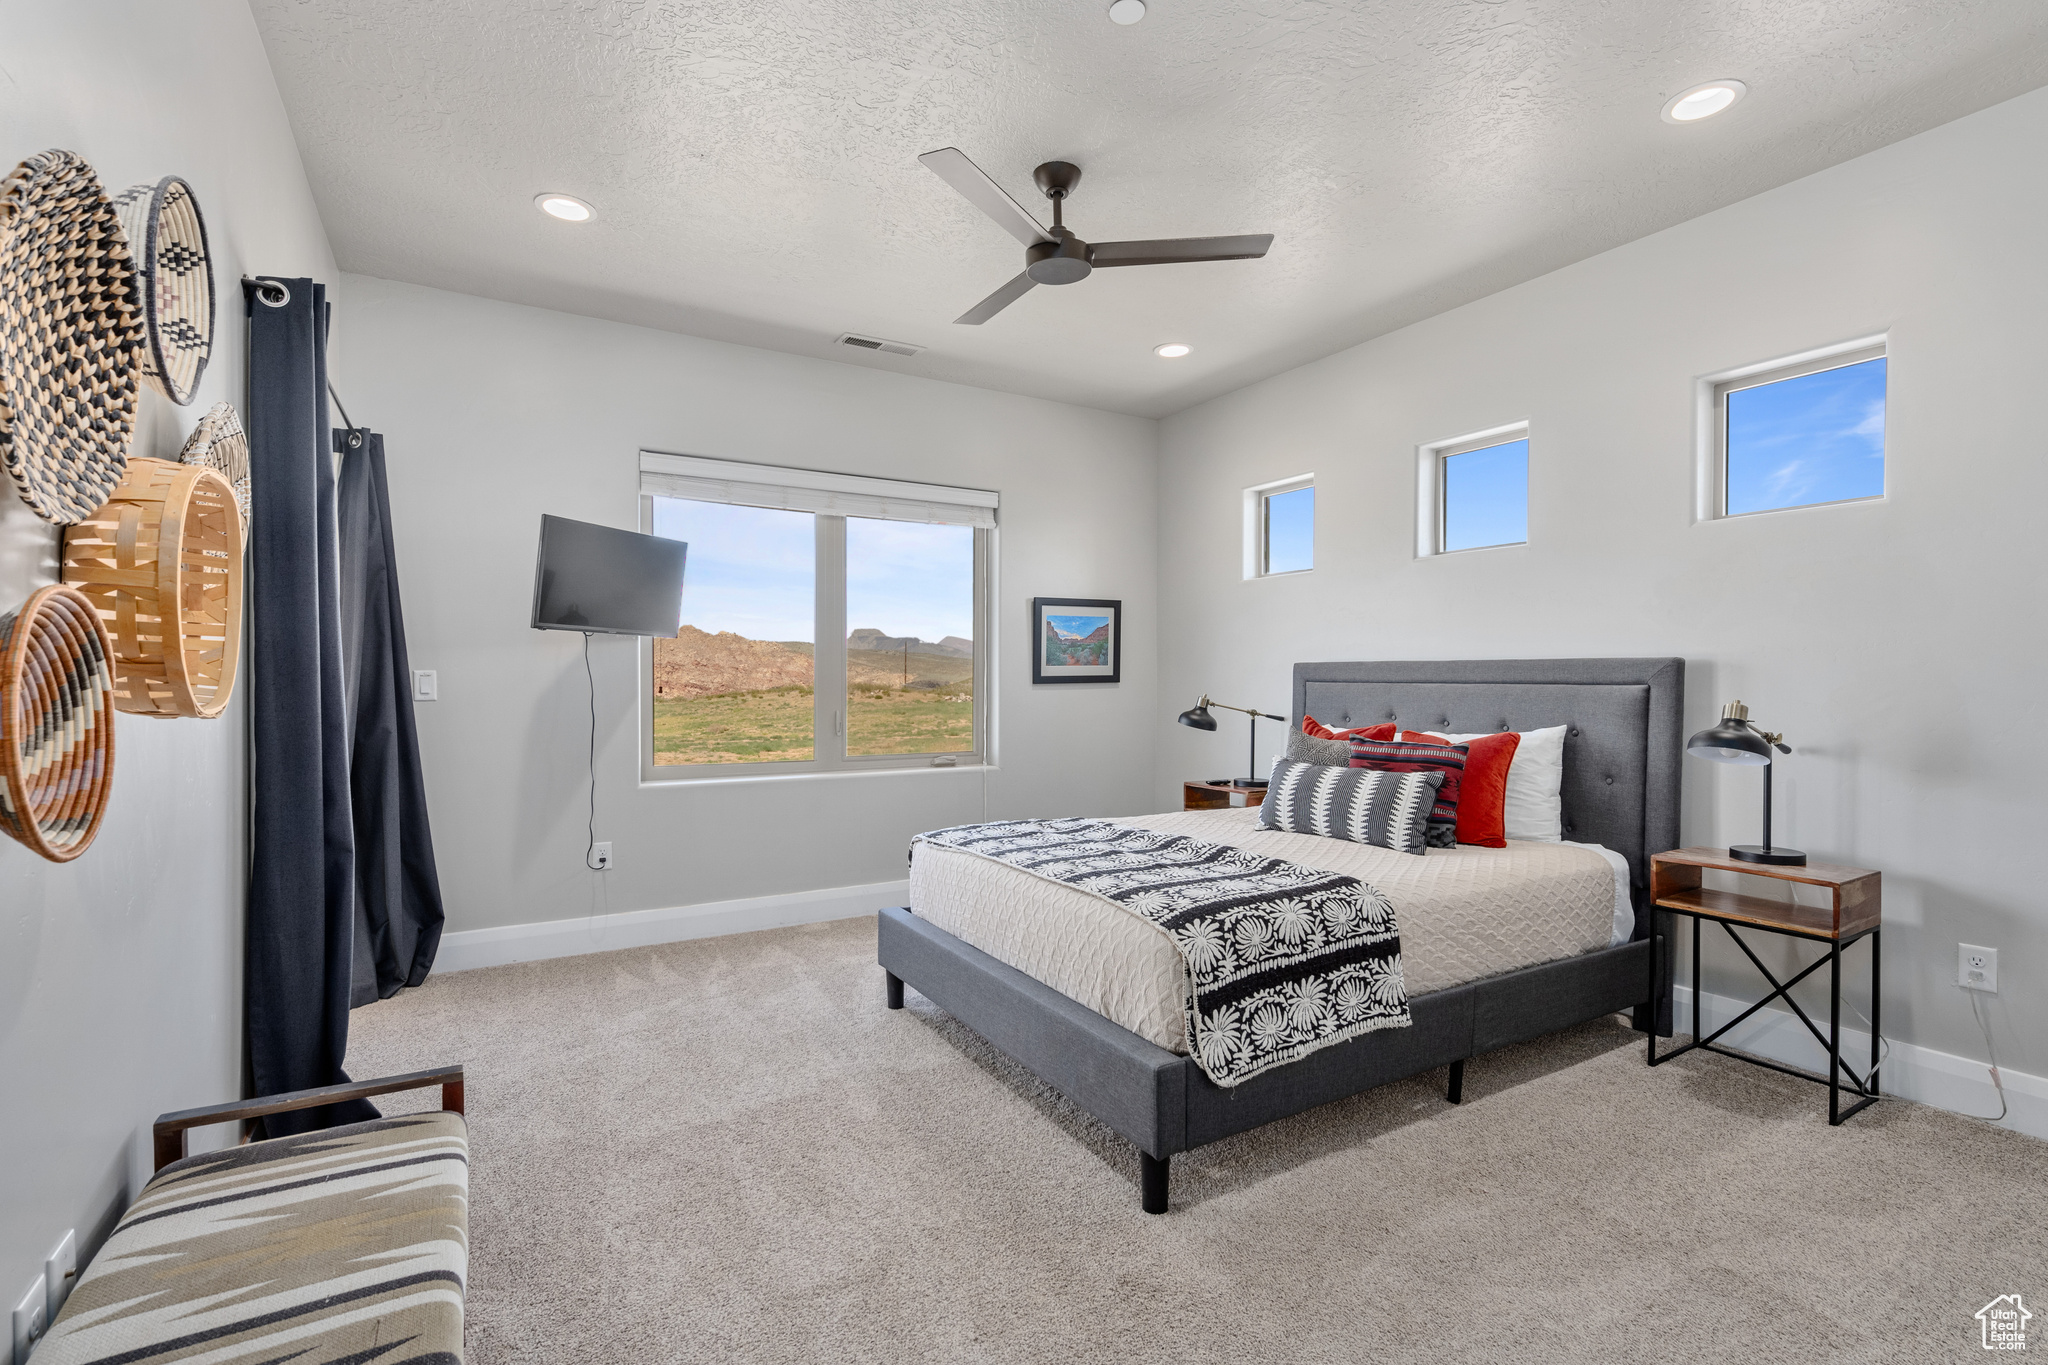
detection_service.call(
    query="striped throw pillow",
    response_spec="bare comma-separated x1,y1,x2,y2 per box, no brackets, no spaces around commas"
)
1348,737,1470,849
1257,758,1446,855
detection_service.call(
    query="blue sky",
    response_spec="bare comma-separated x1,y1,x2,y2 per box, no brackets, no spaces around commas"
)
846,516,973,643
1265,485,1313,572
1046,614,1109,639
650,498,973,643
1726,357,1885,515
1443,438,1528,552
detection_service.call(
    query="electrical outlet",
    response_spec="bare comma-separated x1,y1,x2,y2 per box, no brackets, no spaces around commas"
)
12,1274,48,1365
44,1230,75,1322
590,841,612,871
1959,943,1999,993
411,669,438,701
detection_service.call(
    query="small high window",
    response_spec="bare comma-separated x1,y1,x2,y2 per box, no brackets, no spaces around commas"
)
1244,475,1313,577
1712,345,1886,517
1417,424,1529,556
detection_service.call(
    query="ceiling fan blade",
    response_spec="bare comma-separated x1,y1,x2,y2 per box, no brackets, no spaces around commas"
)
1089,234,1274,267
919,147,1052,248
954,272,1037,325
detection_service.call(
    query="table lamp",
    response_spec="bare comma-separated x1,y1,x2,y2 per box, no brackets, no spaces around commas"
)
1177,695,1285,788
1685,700,1805,865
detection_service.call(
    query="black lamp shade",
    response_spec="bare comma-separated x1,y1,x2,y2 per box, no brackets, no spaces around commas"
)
1686,720,1771,765
1177,704,1217,731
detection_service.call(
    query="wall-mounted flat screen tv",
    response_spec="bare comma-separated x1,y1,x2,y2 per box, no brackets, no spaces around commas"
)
530,514,687,637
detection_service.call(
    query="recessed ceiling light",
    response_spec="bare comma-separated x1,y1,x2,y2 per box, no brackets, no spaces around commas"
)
1109,0,1146,25
1154,343,1190,358
535,192,595,222
1662,80,1746,124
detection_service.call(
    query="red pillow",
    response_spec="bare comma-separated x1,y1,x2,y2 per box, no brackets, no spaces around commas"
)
1401,730,1521,848
1303,715,1396,742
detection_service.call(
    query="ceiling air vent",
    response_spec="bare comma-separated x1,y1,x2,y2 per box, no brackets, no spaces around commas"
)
834,332,924,358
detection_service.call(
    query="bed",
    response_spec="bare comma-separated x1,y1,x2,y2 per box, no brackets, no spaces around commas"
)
878,657,1683,1212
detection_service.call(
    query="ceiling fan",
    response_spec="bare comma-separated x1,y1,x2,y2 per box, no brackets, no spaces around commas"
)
918,147,1275,325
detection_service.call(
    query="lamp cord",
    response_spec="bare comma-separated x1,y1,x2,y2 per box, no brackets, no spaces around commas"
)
1968,990,2010,1123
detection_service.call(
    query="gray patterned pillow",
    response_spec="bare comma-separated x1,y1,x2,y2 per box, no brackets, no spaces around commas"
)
1257,758,1446,855
1285,726,1353,767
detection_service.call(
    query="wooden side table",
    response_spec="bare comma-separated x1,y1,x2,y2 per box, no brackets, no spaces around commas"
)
1184,780,1266,811
1647,846,1881,1124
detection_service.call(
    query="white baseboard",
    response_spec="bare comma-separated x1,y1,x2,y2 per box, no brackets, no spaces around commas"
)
1670,984,2048,1141
434,879,909,973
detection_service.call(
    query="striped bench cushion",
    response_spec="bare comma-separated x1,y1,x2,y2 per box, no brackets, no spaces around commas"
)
37,1112,467,1365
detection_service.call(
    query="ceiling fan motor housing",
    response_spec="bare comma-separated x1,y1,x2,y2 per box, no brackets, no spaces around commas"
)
1027,230,1093,284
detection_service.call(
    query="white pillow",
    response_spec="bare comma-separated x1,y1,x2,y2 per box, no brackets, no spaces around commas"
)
1434,725,1567,842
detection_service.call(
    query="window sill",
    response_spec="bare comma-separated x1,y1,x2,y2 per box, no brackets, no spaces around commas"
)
639,761,991,790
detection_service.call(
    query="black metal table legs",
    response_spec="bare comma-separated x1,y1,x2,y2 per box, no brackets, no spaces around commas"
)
1648,915,1879,1125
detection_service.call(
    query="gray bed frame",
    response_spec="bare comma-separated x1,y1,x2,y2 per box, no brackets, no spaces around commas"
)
878,658,1684,1213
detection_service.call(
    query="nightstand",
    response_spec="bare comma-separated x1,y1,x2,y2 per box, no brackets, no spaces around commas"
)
1647,847,1881,1125
1183,780,1266,811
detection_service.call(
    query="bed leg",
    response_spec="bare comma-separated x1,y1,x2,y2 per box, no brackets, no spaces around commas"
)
1447,1059,1465,1105
1140,1152,1169,1215
885,971,904,1010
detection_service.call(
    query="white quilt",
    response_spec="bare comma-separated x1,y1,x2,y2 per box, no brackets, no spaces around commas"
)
908,806,1626,1052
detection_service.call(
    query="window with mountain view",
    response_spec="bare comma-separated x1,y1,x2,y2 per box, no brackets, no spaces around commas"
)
845,518,975,756
641,453,993,776
649,498,816,765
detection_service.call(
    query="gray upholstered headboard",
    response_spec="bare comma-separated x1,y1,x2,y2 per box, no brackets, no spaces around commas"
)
1291,658,1684,922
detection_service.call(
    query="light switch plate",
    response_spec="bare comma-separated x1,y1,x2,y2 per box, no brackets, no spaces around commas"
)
12,1274,47,1365
411,669,438,702
45,1229,76,1320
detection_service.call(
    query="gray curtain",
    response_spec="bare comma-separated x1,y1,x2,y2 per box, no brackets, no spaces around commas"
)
337,427,445,1006
244,277,376,1136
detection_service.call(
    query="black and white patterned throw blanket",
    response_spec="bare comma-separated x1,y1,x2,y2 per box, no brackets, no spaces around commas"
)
913,818,1410,1086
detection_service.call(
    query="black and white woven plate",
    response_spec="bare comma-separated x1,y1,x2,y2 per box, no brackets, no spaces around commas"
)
112,175,213,406
179,400,249,526
0,149,141,523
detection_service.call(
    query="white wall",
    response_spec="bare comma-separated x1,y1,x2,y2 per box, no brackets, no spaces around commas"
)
332,275,1159,943
1156,88,2048,1078
0,0,335,1285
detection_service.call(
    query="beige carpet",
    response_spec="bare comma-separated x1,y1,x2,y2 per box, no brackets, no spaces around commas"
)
349,916,2045,1364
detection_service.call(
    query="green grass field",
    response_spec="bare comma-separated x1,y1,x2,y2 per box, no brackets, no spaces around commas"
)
653,683,974,765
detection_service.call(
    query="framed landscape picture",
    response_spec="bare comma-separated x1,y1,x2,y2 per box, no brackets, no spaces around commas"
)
1031,597,1120,684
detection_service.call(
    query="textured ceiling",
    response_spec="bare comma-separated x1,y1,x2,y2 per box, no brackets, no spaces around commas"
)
250,0,2048,417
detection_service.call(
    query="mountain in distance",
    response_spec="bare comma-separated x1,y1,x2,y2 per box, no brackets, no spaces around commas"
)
846,628,972,657
654,625,974,698
654,625,813,699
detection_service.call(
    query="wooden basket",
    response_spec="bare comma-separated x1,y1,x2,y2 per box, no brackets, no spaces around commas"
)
61,456,244,718
0,584,117,862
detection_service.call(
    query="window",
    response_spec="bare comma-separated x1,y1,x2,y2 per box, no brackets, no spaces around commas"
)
1708,342,1886,517
1417,424,1528,555
1244,475,1313,578
639,452,994,778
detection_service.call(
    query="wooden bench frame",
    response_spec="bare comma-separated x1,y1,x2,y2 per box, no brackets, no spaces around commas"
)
152,1065,465,1171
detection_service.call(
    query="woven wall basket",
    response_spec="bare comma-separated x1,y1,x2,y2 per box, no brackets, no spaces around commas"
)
61,457,244,719
0,584,116,862
179,401,249,527
0,149,142,523
111,176,213,406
